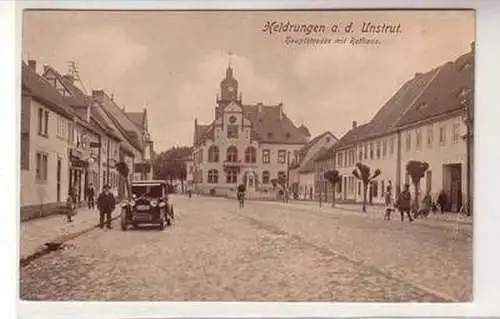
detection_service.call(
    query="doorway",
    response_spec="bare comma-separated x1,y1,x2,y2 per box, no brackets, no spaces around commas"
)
443,163,462,212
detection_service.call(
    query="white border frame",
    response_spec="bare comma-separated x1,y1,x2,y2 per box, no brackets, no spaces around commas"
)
2,0,500,318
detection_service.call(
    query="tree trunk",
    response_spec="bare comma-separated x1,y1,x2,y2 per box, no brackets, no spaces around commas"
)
331,183,336,208
362,183,368,212
414,180,420,211
181,179,184,193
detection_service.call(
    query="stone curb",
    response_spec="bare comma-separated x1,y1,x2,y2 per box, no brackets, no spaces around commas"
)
20,213,120,268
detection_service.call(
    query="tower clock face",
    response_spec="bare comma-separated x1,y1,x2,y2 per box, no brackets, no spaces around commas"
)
228,86,234,92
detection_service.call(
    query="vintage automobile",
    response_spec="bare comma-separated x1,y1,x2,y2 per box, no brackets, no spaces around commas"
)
120,180,174,231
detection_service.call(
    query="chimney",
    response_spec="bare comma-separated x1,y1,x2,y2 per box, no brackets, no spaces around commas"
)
110,93,114,101
352,121,357,128
62,74,74,84
278,103,283,121
28,60,36,71
470,41,475,53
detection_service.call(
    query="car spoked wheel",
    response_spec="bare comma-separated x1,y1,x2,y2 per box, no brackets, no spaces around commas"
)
120,209,128,231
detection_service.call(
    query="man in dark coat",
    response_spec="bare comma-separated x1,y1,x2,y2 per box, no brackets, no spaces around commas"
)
396,183,414,222
97,184,116,229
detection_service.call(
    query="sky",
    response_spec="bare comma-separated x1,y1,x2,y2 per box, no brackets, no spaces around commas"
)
22,10,474,151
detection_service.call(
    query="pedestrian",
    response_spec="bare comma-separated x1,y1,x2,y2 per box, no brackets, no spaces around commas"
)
437,190,447,214
65,194,76,223
396,183,413,222
414,190,432,219
237,184,245,208
87,183,95,209
97,184,116,229
384,185,394,220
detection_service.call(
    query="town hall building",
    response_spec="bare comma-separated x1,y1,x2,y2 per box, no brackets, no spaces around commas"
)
192,63,311,197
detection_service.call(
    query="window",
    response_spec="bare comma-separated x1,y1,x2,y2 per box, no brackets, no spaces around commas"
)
278,171,286,182
262,149,270,163
344,151,348,167
427,125,433,148
37,108,43,135
227,125,238,138
226,146,238,162
416,129,422,150
226,169,238,184
382,139,387,157
337,152,343,168
372,180,378,197
208,146,219,162
381,181,385,198
36,152,48,183
452,123,460,143
262,171,270,184
426,171,432,193
439,126,446,145
359,145,363,161
376,141,381,159
208,169,219,184
364,143,368,159
44,111,49,136
369,142,374,160
406,132,411,151
21,133,29,170
245,147,256,163
390,137,395,155
278,150,286,164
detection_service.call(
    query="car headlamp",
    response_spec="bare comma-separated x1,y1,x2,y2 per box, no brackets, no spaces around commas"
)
150,200,158,207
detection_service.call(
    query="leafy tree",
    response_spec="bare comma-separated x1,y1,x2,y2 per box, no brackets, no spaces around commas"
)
352,162,381,212
405,160,430,210
324,170,342,207
270,178,278,188
152,146,192,192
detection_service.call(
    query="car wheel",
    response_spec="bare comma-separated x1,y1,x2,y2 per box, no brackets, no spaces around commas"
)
120,209,128,231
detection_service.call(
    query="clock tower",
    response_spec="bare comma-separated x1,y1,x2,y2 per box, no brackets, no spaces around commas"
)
215,52,242,118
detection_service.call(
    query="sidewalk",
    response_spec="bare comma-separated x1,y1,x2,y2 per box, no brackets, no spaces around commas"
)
20,206,120,261
260,199,473,226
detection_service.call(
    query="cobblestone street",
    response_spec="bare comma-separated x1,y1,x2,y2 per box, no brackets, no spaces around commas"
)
20,195,472,302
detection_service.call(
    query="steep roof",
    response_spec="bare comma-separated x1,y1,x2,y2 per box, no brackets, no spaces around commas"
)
42,65,89,108
194,104,309,146
298,146,330,173
290,131,337,169
242,104,309,144
396,50,473,127
21,61,75,119
126,111,146,130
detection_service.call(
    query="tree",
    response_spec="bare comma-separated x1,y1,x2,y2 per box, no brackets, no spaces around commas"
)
324,170,342,207
405,160,430,211
352,162,381,212
116,162,130,199
152,146,192,192
270,178,278,188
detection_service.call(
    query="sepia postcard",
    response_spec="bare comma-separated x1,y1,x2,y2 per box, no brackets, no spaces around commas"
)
19,8,474,305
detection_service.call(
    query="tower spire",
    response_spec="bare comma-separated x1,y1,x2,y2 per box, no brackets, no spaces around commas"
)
228,49,233,67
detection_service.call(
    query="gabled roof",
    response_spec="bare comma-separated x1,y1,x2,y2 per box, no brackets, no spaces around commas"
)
194,104,310,146
299,146,330,173
290,131,337,169
42,65,89,108
396,50,473,127
126,111,146,130
21,61,75,119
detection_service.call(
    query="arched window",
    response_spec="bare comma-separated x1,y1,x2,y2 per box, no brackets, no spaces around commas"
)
226,146,238,162
262,171,270,184
226,169,237,184
245,147,256,163
208,146,219,162
208,169,219,184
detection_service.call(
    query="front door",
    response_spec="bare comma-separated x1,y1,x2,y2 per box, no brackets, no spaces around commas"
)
246,173,255,192
450,165,462,212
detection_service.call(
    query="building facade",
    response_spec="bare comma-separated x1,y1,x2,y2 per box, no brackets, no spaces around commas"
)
20,61,76,218
313,45,473,211
192,65,310,197
289,131,338,200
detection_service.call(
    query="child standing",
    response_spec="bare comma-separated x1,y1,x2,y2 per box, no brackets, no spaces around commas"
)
384,185,394,220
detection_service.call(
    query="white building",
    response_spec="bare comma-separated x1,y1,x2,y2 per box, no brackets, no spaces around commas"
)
192,64,310,197
289,131,338,200
314,45,473,211
20,61,76,218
